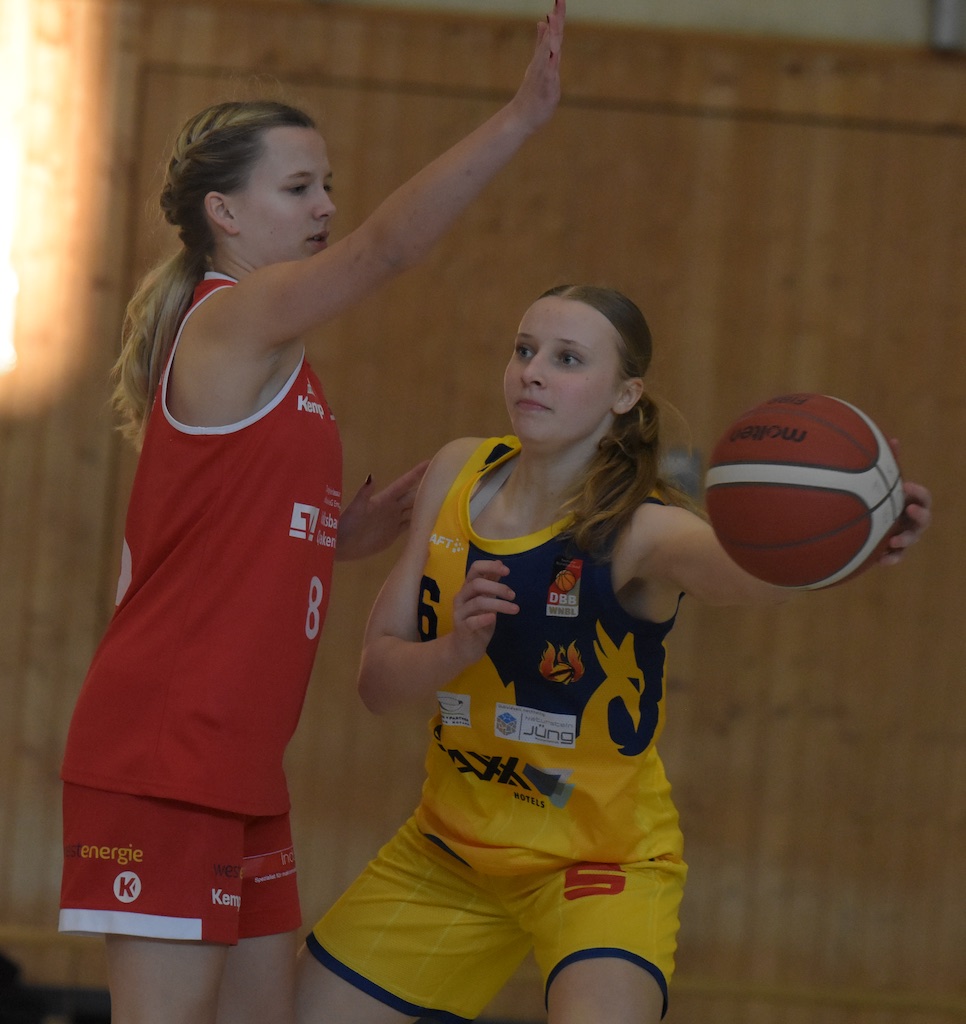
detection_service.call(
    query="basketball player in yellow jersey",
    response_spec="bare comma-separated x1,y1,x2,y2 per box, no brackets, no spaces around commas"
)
296,286,931,1024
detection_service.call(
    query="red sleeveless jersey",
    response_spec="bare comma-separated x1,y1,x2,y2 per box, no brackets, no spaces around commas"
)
62,275,343,814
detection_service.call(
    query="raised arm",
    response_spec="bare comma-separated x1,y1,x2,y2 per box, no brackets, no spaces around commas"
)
216,0,565,349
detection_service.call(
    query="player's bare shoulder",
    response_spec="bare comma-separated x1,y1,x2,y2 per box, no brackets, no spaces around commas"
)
423,437,487,495
610,502,700,621
404,437,488,538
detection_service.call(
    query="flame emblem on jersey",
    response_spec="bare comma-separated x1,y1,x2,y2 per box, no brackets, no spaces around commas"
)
539,641,584,684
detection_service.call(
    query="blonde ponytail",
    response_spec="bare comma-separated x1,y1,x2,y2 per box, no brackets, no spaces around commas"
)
566,391,662,557
111,249,203,447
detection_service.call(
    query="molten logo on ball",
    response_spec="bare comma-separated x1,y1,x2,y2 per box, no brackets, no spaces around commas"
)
730,424,807,443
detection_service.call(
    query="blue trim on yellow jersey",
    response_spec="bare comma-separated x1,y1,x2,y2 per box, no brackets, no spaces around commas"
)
546,948,669,1019
423,831,472,866
304,932,473,1023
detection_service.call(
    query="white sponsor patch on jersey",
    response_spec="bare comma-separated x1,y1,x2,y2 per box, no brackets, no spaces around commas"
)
494,703,577,749
437,692,471,728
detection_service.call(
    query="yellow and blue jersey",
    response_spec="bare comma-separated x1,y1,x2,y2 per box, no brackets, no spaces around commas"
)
413,437,684,875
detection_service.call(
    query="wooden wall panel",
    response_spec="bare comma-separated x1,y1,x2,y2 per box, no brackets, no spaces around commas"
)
0,0,144,987
1,3,963,1020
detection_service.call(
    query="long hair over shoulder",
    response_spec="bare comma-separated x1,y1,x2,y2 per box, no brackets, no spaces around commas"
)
543,284,699,560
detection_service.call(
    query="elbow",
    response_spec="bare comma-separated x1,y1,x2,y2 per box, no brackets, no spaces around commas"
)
357,646,400,714
353,222,409,279
368,217,427,276
357,673,393,715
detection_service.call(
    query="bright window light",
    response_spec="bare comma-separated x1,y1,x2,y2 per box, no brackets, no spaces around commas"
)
0,0,28,375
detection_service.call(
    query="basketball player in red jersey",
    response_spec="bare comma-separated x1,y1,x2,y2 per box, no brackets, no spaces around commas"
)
296,285,930,1024
58,4,566,1023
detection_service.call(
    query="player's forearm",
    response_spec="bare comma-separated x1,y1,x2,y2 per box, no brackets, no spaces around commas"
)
357,632,471,715
361,104,544,274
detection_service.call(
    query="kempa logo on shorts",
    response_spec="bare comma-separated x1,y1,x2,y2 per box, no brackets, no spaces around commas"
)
212,888,241,909
114,872,141,904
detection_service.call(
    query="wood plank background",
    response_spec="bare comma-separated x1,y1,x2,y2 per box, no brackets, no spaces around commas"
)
0,2,963,1020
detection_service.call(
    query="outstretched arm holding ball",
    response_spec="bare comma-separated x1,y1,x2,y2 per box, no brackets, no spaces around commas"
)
617,471,932,617
702,394,928,590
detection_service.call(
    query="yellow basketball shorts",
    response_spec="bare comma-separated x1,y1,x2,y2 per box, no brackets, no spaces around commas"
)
306,816,686,1022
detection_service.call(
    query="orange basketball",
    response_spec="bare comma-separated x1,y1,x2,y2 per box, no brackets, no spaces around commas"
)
555,569,577,592
704,393,905,589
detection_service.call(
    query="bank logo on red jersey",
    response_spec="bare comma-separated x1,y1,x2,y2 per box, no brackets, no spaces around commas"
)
289,502,338,548
289,503,320,540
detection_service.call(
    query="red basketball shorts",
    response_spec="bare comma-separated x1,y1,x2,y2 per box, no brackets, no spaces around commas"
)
59,782,300,945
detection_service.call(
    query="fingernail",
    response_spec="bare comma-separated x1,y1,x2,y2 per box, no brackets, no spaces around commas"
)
365,474,373,485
